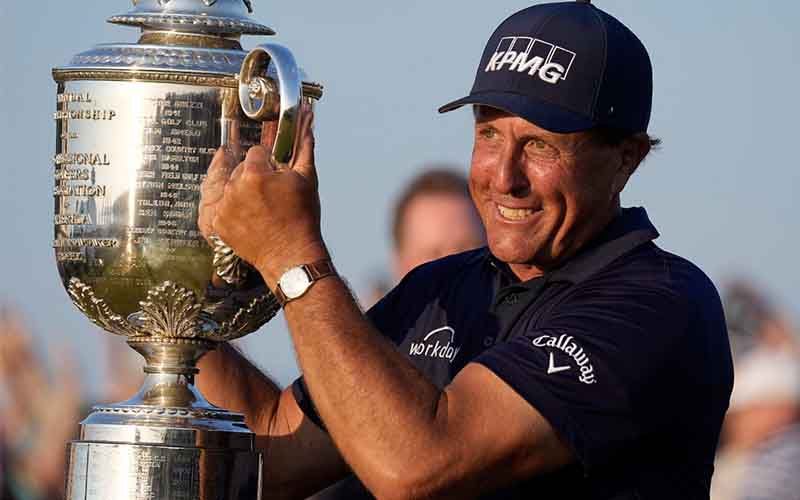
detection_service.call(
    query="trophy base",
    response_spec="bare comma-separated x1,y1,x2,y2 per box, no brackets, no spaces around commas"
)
66,440,261,500
64,349,264,500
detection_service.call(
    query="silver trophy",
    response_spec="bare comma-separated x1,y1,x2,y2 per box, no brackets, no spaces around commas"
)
52,1,322,498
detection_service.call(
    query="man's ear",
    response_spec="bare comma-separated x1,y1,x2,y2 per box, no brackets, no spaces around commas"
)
622,133,651,176
611,133,651,195
620,132,650,177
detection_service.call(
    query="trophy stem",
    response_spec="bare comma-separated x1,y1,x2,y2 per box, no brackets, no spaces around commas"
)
124,339,217,409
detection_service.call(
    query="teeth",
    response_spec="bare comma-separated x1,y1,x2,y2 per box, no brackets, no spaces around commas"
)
498,205,534,220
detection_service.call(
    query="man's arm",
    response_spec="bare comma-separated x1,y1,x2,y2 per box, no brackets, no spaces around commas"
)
197,122,349,498
197,343,279,436
208,107,574,499
197,344,350,499
265,271,574,499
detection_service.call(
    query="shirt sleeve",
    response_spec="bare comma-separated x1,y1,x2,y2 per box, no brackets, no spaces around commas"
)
474,277,692,472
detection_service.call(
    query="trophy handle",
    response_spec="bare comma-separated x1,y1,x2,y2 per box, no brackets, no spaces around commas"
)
238,43,303,168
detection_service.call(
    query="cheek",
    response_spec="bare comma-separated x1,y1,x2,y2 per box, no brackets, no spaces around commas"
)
574,153,621,197
526,161,566,203
468,155,492,196
469,139,503,182
537,157,609,210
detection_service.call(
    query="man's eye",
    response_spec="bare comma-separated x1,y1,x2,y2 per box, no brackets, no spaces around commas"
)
525,139,559,160
478,127,496,139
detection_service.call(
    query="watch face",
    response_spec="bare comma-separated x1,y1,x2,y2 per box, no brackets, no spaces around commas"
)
279,266,311,299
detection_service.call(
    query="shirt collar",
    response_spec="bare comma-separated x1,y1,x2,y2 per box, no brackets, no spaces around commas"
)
483,207,659,286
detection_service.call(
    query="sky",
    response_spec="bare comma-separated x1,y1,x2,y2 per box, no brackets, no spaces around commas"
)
1,1,799,398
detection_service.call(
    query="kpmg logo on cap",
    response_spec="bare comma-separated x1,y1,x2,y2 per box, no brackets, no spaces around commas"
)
484,36,576,85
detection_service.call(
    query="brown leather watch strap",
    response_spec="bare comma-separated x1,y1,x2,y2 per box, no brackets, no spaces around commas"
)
275,259,336,307
306,259,336,281
274,285,289,307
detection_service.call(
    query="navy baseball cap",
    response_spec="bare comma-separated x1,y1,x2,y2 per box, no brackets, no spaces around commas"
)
439,0,653,134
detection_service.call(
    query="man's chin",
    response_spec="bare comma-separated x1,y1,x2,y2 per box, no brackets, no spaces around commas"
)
487,239,538,266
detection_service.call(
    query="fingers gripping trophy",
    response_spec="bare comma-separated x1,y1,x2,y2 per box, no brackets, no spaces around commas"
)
51,1,322,498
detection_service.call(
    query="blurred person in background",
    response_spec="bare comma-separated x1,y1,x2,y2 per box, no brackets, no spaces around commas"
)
0,309,81,500
391,168,485,281
0,310,143,500
362,168,486,307
712,347,800,500
713,281,800,500
723,280,799,357
1,413,6,498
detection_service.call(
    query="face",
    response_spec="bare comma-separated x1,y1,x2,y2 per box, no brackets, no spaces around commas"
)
395,193,485,280
470,107,634,280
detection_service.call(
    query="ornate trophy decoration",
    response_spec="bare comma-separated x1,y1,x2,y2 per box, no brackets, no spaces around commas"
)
52,1,322,498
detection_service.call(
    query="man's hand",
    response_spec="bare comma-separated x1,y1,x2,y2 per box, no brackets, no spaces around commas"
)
198,120,248,243
198,147,236,243
207,103,327,286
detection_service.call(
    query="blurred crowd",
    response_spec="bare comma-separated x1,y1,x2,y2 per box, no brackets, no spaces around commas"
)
0,310,142,500
1,167,798,499
712,282,800,500
0,310,82,500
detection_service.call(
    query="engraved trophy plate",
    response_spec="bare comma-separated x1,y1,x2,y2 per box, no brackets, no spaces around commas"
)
52,1,322,498
54,81,253,320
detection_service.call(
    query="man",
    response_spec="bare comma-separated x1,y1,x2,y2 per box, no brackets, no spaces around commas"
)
198,1,733,498
391,168,485,281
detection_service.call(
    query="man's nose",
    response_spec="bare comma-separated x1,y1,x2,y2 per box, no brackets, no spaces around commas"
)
492,146,530,197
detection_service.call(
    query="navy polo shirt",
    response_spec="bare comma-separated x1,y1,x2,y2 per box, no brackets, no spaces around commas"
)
293,207,733,499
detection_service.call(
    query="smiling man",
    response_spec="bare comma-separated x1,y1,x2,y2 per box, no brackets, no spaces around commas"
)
197,1,733,499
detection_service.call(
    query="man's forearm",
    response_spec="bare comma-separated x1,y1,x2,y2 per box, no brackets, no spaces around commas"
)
276,274,447,496
197,342,281,433
198,342,352,499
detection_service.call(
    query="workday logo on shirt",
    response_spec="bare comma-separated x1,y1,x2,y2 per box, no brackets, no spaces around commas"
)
409,326,460,363
532,334,597,385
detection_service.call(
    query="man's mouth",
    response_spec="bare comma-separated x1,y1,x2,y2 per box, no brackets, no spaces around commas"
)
497,204,537,221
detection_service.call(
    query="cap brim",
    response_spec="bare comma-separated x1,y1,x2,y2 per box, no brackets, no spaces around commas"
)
438,91,595,134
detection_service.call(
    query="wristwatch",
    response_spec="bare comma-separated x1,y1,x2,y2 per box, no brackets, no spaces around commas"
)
274,259,336,307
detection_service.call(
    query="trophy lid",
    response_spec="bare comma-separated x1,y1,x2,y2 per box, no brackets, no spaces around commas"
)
108,0,275,36
53,0,320,81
